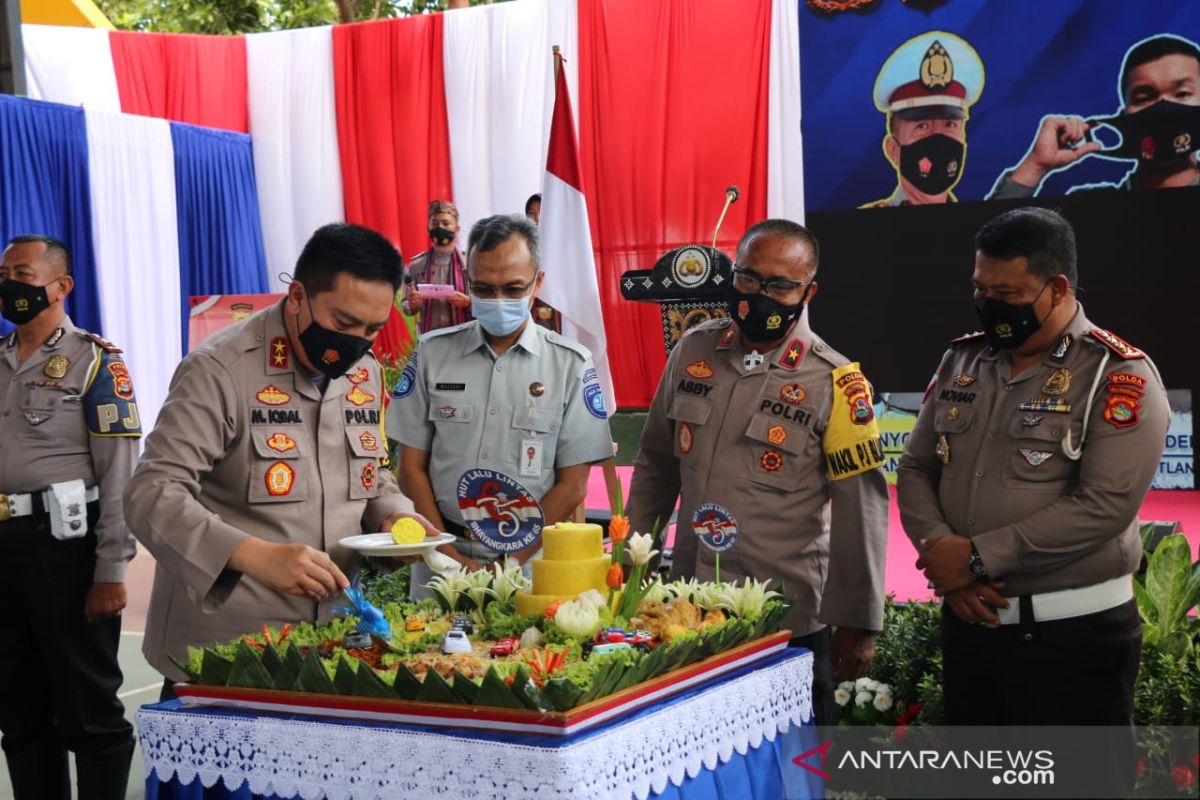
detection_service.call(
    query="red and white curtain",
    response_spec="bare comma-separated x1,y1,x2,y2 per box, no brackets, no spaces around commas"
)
23,0,803,408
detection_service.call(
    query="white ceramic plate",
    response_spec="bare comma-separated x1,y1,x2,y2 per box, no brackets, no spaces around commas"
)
339,531,455,557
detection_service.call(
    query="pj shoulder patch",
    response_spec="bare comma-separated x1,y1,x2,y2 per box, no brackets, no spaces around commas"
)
85,350,141,436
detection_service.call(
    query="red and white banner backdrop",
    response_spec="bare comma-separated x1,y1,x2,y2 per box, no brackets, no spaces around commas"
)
22,0,803,407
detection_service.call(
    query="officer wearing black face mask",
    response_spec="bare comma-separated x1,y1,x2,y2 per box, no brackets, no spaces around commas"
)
124,223,436,700
990,33,1200,199
0,235,139,799
401,199,473,333
861,31,984,208
628,219,890,727
898,208,1168,795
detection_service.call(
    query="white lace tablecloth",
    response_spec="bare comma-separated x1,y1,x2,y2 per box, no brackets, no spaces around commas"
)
138,649,812,800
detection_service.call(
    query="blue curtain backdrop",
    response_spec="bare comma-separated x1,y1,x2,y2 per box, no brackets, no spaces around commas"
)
0,95,102,335
170,123,269,352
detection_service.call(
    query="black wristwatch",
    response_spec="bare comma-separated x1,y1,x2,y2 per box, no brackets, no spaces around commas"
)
968,543,988,579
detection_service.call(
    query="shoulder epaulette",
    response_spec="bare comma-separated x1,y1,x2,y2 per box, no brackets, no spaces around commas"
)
949,331,985,346
1088,329,1145,359
545,331,591,360
76,330,122,353
421,321,472,342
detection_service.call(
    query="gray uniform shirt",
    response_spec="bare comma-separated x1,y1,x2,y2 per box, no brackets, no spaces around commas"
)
627,315,890,636
897,305,1169,594
124,301,415,678
0,318,138,582
387,320,614,526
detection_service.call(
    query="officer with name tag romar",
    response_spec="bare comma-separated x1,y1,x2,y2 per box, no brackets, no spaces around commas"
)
124,223,433,699
898,207,1168,793
0,235,138,799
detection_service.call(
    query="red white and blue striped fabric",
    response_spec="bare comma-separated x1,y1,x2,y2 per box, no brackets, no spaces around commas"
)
22,0,804,407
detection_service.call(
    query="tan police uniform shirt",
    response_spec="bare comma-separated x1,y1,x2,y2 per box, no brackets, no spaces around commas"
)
124,301,415,678
0,318,138,581
896,305,1169,595
386,319,614,527
627,314,890,636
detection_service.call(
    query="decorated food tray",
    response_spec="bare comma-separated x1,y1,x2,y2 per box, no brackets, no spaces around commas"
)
174,630,791,736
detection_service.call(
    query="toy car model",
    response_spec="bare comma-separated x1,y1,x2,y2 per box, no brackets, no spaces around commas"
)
489,637,520,658
582,641,631,660
595,627,653,648
342,630,372,650
442,628,472,655
450,615,475,635
404,615,426,633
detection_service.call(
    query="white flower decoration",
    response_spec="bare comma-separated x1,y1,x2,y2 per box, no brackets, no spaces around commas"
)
834,688,852,707
854,691,872,708
872,692,893,712
627,532,660,567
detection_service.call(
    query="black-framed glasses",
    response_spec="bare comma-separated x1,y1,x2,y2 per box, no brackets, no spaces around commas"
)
468,273,540,300
731,267,811,300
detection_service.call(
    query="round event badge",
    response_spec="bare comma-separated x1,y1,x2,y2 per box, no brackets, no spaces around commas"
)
691,503,739,553
456,468,544,553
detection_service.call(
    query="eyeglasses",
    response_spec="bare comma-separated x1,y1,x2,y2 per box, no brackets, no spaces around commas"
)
468,274,539,300
731,267,811,300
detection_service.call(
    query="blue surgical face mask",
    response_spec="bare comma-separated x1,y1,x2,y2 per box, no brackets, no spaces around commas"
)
472,297,531,336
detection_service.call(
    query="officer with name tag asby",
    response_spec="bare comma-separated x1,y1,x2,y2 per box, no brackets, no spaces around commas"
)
627,219,890,726
0,235,138,799
898,207,1168,792
124,224,433,698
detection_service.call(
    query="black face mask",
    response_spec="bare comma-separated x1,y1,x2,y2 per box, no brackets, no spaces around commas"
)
429,227,456,247
898,133,966,195
1089,99,1200,162
727,288,807,344
974,282,1051,350
299,296,374,380
0,279,53,325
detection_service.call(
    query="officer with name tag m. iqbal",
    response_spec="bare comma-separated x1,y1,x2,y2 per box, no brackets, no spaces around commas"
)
0,235,139,799
627,219,890,726
124,223,433,698
898,207,1168,793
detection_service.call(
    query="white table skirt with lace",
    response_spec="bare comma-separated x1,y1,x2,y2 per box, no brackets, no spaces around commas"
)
137,649,813,800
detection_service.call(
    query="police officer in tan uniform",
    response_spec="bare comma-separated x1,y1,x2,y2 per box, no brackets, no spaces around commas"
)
898,207,1167,791
0,235,138,799
628,219,889,725
124,224,432,695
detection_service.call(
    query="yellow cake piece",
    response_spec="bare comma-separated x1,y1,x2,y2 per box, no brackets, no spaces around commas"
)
390,517,427,545
542,522,604,561
532,555,610,596
516,591,563,618
516,522,610,617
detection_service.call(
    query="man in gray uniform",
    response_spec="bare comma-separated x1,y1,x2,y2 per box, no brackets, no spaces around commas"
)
898,207,1167,791
0,235,137,799
125,224,431,695
627,219,889,725
389,214,613,576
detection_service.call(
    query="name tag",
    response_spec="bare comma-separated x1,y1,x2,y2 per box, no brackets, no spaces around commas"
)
520,439,543,477
436,382,466,391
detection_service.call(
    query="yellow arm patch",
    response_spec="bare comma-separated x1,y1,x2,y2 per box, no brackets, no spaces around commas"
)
823,362,886,480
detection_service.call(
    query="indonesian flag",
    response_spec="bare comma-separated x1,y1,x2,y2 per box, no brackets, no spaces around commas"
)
538,48,615,415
